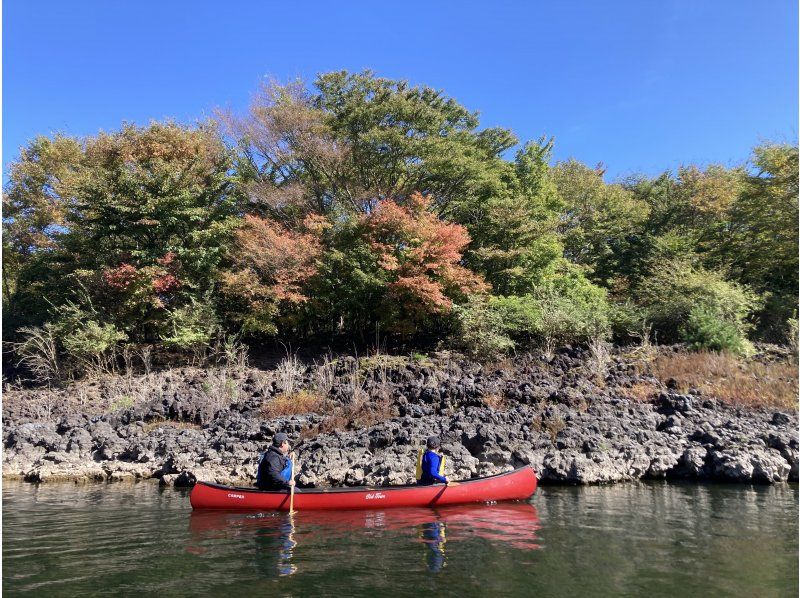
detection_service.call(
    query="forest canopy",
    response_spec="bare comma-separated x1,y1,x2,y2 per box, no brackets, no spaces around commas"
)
4,70,798,378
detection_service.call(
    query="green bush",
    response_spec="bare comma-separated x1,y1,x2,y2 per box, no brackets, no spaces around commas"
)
60,320,127,360
161,300,218,351
49,301,127,374
450,295,515,358
451,263,612,356
538,264,611,341
681,305,753,355
503,261,611,350
635,258,760,346
608,301,648,341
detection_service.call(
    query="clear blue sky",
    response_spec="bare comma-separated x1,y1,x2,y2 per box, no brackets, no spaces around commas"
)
3,1,797,180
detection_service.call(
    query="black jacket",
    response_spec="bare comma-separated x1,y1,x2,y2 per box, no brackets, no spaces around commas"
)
256,445,290,490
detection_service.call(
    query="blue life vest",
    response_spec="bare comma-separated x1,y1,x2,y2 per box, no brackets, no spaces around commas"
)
256,453,293,486
281,458,293,481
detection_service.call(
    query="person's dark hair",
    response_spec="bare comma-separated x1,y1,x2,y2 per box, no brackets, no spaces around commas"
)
426,436,441,449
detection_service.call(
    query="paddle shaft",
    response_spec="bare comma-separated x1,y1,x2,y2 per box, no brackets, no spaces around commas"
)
289,452,296,513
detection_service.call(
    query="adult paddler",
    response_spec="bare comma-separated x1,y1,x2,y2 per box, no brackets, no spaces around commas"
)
255,432,296,491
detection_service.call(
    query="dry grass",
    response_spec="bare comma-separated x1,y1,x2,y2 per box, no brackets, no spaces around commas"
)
545,415,566,441
587,337,612,387
482,393,507,411
358,354,409,373
275,352,305,395
621,381,660,403
299,398,395,440
262,390,326,418
531,412,566,442
484,357,516,375
311,353,336,396
652,351,798,411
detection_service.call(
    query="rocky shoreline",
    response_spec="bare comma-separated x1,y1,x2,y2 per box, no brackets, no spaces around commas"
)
3,346,798,487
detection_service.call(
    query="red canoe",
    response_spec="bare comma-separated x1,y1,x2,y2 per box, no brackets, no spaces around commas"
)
190,466,538,511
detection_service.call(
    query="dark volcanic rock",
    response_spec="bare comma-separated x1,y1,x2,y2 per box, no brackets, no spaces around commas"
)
2,349,798,487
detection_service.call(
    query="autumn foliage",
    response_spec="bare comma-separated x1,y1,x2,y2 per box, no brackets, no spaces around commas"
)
221,214,326,333
363,193,488,320
2,71,797,378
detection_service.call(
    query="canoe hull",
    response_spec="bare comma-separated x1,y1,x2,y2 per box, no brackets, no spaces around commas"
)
190,466,537,511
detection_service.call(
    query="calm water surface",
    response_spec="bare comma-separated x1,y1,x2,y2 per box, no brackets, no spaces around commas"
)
3,481,797,596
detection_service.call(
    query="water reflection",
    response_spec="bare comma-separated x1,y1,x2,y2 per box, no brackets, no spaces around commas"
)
252,515,297,577
420,521,447,572
188,503,541,576
5,482,797,595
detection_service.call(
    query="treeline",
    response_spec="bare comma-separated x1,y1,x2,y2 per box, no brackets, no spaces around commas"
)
3,71,798,380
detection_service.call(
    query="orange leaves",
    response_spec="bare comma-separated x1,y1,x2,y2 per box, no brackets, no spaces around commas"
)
221,214,325,331
363,192,487,316
231,214,323,303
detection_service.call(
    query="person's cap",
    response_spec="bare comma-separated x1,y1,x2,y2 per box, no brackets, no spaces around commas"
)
273,432,289,446
426,436,441,449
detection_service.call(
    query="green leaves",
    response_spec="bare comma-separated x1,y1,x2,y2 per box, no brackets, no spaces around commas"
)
4,122,237,349
3,70,795,373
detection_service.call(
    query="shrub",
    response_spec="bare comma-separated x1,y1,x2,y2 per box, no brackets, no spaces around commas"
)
450,295,515,359
489,295,541,344
682,305,752,355
635,258,760,347
48,301,127,376
60,320,126,362
161,300,218,352
490,263,611,353
609,301,649,342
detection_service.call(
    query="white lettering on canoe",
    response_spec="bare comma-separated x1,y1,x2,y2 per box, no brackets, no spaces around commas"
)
227,493,245,500
365,492,386,500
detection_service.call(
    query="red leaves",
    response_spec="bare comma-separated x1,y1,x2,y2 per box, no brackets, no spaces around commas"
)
157,252,177,267
363,192,488,317
152,273,180,294
103,253,182,296
103,263,139,290
220,214,325,331
229,214,323,304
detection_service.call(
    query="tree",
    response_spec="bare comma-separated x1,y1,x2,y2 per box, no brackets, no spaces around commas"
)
220,214,326,334
223,71,517,220
552,159,650,286
467,138,564,295
722,143,798,339
3,122,237,346
361,193,488,335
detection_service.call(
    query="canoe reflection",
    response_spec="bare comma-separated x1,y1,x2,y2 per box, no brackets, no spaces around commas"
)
188,502,540,575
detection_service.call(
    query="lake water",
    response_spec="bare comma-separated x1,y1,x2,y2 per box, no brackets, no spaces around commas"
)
3,481,797,596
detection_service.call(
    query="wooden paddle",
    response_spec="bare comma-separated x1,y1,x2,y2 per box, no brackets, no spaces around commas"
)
289,451,296,513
